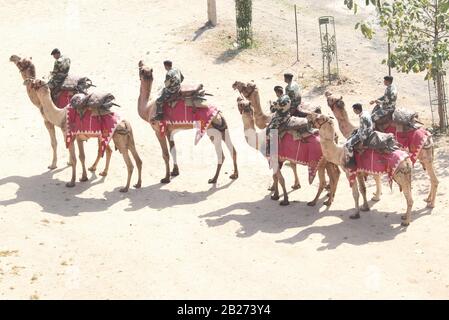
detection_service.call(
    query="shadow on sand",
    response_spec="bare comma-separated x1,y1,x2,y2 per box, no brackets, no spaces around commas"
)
0,168,236,217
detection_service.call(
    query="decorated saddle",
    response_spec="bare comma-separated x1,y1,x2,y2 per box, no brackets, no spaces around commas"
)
373,108,420,130
53,75,95,109
348,148,410,186
384,125,431,164
156,99,219,145
65,105,121,156
268,132,324,184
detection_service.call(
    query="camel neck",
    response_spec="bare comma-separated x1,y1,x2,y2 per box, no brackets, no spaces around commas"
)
138,79,152,120
334,108,356,138
36,89,66,127
318,125,345,166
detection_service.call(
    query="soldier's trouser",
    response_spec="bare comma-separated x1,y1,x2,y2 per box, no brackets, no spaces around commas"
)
371,105,395,122
345,132,361,157
156,89,177,115
48,76,66,100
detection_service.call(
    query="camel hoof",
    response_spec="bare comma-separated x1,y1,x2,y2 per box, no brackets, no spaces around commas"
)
99,171,108,177
323,200,332,207
88,167,96,172
208,178,217,184
160,178,170,184
361,205,370,212
350,213,361,219
134,182,142,189
307,201,316,207
423,198,431,203
119,187,129,193
271,194,280,201
401,215,407,220
371,196,380,202
79,176,88,182
280,200,290,206
230,173,238,180
171,169,179,177
66,182,75,188
48,164,57,170
427,203,435,208
291,184,301,190
401,221,410,227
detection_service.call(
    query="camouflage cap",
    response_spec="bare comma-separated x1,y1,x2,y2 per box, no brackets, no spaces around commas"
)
278,94,291,107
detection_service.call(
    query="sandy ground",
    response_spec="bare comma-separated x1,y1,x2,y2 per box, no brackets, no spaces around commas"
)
1,0,449,299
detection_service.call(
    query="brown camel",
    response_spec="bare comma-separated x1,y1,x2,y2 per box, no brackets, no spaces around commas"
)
137,61,238,184
10,54,104,172
326,92,437,208
232,80,305,190
28,78,142,192
236,98,340,207
307,112,414,226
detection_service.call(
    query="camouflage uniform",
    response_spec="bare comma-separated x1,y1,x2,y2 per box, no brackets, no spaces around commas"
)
266,94,291,156
345,110,374,157
285,80,302,112
155,67,184,117
371,84,398,122
48,55,71,97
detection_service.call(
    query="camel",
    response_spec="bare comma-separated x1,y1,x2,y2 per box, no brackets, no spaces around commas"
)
137,61,238,184
236,97,340,207
307,112,414,226
10,55,104,172
325,92,438,208
26,77,142,192
232,80,310,190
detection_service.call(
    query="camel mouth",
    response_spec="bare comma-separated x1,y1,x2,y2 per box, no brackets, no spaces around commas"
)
9,55,21,63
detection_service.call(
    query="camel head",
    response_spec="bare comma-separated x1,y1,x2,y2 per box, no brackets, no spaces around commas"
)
232,81,257,99
237,97,254,116
10,55,36,81
325,91,345,113
138,60,153,81
307,112,335,140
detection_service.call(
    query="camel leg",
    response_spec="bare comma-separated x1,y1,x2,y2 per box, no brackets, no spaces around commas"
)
307,164,325,207
44,120,58,169
156,132,171,183
271,171,280,200
323,162,340,207
66,143,77,188
348,172,361,219
223,129,239,180
168,139,179,177
357,174,370,211
395,164,414,226
88,138,103,172
207,129,224,184
118,147,134,193
128,136,143,189
99,145,113,177
76,139,88,182
290,162,301,190
277,163,289,206
372,175,382,202
419,149,438,208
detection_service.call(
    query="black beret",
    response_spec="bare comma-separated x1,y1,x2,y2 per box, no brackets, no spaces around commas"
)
51,48,60,55
384,76,393,82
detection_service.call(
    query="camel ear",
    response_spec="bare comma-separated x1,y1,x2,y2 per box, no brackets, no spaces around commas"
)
29,57,32,60
138,60,144,67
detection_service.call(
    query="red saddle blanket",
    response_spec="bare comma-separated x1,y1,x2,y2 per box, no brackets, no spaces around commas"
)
270,132,323,184
348,148,409,186
56,90,72,109
65,106,121,156
158,100,218,144
384,126,430,164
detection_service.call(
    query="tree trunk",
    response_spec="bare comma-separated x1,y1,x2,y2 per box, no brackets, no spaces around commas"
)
235,0,253,48
436,72,447,130
207,0,217,26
